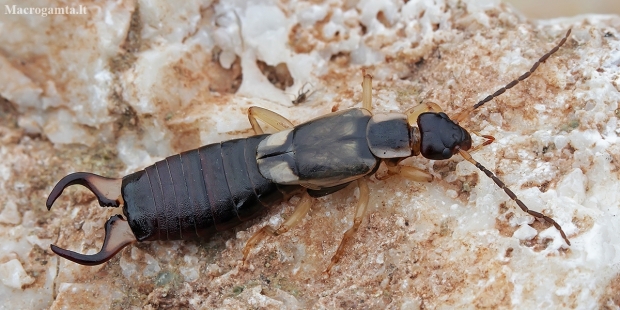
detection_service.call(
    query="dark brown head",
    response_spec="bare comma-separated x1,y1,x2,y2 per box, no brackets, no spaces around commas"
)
417,112,472,160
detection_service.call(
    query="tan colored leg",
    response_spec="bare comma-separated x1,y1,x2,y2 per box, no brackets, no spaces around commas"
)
324,178,370,274
404,101,444,125
361,71,373,112
248,106,294,135
375,159,434,182
376,164,433,183
242,192,313,264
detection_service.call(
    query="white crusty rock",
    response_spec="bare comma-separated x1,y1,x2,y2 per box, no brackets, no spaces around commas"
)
0,0,619,309
0,259,35,289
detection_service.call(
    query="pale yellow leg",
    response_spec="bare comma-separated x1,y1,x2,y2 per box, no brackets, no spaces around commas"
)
361,71,373,112
377,164,433,183
242,192,313,264
375,159,434,183
324,178,370,274
248,106,294,135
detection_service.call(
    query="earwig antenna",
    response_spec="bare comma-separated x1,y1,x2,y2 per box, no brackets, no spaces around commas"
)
457,148,571,245
455,29,571,123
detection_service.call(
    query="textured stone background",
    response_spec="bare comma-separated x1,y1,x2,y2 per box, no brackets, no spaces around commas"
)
1,0,619,309
506,0,620,19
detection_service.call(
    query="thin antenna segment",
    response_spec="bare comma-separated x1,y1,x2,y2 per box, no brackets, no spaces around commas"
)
458,148,571,245
455,29,571,123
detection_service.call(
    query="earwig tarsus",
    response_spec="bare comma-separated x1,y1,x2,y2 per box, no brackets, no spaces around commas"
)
47,29,572,269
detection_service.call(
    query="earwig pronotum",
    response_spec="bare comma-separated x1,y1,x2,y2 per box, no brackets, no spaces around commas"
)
47,29,572,270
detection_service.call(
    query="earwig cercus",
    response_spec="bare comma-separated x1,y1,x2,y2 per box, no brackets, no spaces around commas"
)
47,29,572,268
47,173,136,266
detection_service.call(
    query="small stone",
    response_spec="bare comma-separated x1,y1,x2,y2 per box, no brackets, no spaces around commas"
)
0,200,21,225
0,259,35,289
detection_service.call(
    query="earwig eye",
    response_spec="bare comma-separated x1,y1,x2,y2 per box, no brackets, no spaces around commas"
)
442,148,453,159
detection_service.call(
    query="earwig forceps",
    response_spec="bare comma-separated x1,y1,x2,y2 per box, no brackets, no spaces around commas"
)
46,172,137,265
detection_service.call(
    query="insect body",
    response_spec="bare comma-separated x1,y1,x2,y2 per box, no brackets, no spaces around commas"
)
291,82,315,105
47,29,572,268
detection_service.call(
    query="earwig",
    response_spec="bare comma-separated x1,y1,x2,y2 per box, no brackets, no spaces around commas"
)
47,29,572,269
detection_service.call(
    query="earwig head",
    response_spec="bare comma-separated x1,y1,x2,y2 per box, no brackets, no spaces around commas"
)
47,172,137,265
417,112,472,160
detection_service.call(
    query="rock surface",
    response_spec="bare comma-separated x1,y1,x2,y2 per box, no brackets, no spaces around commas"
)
1,0,620,309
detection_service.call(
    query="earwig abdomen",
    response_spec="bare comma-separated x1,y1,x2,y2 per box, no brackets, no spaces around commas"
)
122,136,302,243
121,170,161,241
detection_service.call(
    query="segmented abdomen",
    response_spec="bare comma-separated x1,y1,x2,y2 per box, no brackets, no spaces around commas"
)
121,135,301,242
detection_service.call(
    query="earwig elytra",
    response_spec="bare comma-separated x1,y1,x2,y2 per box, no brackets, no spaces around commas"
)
46,29,572,269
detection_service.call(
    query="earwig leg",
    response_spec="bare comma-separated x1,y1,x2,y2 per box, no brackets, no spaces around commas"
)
457,148,571,245
46,172,123,209
325,178,370,274
248,106,294,135
242,192,313,264
361,70,373,111
404,101,444,125
50,214,137,266
375,160,433,182
376,164,434,182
